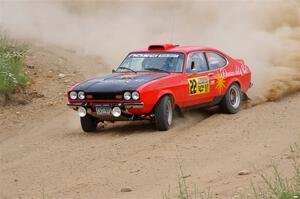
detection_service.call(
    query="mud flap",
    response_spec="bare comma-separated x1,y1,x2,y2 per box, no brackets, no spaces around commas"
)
242,92,250,101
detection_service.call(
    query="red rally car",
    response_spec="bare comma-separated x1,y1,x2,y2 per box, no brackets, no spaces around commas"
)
67,44,251,132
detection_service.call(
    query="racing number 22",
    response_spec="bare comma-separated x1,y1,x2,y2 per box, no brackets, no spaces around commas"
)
189,79,198,95
188,76,210,96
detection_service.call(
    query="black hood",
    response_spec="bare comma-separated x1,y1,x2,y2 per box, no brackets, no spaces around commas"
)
74,73,168,93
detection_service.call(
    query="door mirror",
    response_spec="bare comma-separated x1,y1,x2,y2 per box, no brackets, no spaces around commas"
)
191,61,197,74
191,68,197,74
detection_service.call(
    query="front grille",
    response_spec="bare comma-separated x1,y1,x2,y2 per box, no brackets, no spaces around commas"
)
86,93,122,100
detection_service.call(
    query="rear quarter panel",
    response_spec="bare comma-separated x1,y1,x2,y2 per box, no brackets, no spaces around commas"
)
221,57,251,93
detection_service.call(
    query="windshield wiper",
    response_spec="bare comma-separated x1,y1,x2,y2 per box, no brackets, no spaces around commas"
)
117,66,136,73
145,67,170,73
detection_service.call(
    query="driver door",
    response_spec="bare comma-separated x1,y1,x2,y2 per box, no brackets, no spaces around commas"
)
185,51,213,107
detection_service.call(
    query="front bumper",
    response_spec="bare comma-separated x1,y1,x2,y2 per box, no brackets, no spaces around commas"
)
67,102,145,121
67,102,144,109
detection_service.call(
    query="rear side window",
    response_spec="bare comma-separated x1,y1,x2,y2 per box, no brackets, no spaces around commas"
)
206,52,227,70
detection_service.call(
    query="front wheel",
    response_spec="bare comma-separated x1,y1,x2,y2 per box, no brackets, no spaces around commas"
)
154,95,173,131
80,114,99,132
221,83,241,114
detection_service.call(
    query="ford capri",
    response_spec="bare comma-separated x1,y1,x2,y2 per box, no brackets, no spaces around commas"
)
67,44,251,132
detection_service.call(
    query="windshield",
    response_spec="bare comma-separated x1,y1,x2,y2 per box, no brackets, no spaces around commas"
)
116,52,185,73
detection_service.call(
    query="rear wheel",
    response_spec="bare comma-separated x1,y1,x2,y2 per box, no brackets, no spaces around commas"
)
80,114,99,132
154,95,173,131
221,83,241,114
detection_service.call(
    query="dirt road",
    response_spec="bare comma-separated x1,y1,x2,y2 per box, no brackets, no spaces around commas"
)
1,45,299,199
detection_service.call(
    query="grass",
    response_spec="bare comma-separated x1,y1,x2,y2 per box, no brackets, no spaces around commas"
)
252,144,300,199
163,166,213,199
0,34,28,96
252,165,300,199
164,144,300,199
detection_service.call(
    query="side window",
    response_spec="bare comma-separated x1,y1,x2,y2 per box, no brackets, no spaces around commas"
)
206,52,227,70
186,52,208,73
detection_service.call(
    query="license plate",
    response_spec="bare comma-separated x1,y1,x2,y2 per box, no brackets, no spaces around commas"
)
96,106,111,115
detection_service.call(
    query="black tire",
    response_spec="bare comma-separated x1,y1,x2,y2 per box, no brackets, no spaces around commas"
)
80,114,99,132
221,83,241,114
154,95,173,131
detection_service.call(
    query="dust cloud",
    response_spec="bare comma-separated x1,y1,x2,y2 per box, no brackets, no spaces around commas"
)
0,0,299,102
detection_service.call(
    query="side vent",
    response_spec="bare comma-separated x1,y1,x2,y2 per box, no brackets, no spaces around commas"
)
148,44,178,51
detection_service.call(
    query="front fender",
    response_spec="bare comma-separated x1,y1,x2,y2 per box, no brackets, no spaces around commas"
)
130,89,175,114
156,89,175,104
148,89,175,113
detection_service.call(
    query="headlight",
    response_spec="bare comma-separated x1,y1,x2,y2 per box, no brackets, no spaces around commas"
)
132,91,139,100
78,91,85,100
69,91,77,100
124,91,131,100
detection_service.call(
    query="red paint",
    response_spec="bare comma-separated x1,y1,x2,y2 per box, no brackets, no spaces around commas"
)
67,44,251,115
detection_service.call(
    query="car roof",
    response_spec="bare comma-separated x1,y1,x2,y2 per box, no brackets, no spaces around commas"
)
131,43,222,54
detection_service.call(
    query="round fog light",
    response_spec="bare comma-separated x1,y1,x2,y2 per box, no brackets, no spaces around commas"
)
112,107,121,117
78,107,87,117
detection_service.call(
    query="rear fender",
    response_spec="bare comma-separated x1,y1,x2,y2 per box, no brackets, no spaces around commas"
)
226,78,241,90
236,59,245,65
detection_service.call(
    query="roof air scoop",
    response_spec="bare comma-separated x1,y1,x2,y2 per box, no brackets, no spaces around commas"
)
148,44,178,51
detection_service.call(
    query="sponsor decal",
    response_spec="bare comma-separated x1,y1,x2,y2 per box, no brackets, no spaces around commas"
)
128,53,179,58
216,72,226,93
216,64,248,93
221,65,249,78
240,63,249,74
188,76,210,95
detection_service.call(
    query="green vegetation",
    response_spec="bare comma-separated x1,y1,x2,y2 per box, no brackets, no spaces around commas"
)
163,166,212,199
0,35,28,95
252,144,300,199
164,144,300,199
